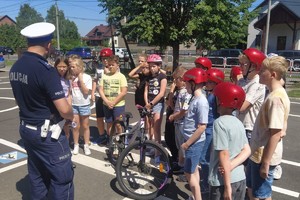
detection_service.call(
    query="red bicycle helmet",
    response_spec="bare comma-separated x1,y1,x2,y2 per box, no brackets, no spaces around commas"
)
243,48,266,70
206,68,224,84
194,57,212,70
183,68,207,84
213,82,245,109
230,66,242,80
100,48,113,57
147,54,162,63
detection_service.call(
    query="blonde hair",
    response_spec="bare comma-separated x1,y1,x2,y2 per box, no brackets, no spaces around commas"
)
70,57,84,72
261,56,288,79
172,66,187,77
238,54,249,63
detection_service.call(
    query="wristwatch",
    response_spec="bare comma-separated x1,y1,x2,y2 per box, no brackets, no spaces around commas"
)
150,102,153,106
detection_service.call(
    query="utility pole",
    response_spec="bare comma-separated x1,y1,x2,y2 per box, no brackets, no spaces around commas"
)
264,0,271,54
55,0,60,50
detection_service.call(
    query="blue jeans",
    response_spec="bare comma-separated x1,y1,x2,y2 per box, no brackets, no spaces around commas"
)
20,124,74,200
184,141,205,174
246,160,276,199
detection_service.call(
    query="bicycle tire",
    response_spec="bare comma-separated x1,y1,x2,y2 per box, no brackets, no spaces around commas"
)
108,120,126,166
116,140,172,200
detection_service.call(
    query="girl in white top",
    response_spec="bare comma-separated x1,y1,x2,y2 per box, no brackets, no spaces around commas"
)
69,56,93,155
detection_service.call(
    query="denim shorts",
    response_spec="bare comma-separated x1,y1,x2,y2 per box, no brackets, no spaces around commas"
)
152,102,164,116
73,104,91,116
103,105,125,123
246,159,276,199
184,141,205,174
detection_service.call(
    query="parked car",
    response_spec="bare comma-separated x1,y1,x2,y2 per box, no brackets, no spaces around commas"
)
207,48,242,67
113,47,129,59
273,50,300,71
0,46,14,55
0,55,5,69
66,47,92,59
5,47,14,55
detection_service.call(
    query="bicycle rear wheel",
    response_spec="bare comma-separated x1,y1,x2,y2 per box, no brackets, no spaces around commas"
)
116,140,172,200
108,120,126,165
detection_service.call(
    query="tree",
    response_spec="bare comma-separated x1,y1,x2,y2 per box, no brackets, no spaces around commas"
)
16,4,44,29
98,0,257,70
190,0,257,50
45,5,81,50
0,24,26,52
99,0,198,69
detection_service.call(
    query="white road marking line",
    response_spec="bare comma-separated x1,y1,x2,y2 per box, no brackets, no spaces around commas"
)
71,154,115,176
289,114,300,118
0,106,18,113
282,159,300,167
0,138,299,198
0,160,27,174
272,186,299,198
0,88,12,90
0,139,27,153
0,97,18,113
0,82,10,84
0,76,9,78
291,101,300,104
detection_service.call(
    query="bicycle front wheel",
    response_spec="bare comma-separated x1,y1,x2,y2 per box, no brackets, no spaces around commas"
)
116,140,172,200
108,120,126,165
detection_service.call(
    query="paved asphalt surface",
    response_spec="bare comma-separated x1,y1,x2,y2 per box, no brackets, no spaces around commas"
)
0,66,300,200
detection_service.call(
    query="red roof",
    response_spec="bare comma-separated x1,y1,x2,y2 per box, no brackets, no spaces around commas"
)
83,24,115,41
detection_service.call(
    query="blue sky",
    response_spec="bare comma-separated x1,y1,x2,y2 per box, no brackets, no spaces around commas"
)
0,0,263,37
0,0,107,36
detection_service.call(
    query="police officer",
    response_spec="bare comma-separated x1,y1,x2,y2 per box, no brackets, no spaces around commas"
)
10,22,74,200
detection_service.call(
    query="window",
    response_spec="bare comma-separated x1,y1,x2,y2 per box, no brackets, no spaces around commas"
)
277,36,286,50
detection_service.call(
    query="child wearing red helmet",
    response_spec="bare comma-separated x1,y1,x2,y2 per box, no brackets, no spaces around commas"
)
237,48,266,143
209,82,251,200
200,68,224,194
91,48,114,145
181,68,209,200
194,57,212,70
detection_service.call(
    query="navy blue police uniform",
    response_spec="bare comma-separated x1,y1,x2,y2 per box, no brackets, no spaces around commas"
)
9,22,74,200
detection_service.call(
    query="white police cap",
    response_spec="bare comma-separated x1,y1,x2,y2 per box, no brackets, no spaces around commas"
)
21,22,55,44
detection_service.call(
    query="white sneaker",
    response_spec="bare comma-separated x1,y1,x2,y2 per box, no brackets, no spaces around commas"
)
73,144,79,155
273,165,282,180
84,144,91,156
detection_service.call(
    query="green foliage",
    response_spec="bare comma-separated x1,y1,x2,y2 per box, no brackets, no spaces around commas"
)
0,24,26,52
191,0,257,50
0,3,82,52
98,0,257,69
16,4,44,29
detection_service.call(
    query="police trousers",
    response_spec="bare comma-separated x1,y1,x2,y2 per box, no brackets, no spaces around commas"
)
20,123,74,200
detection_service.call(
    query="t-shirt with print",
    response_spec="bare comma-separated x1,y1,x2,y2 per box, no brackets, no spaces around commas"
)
183,94,209,143
174,87,192,125
250,87,290,166
209,115,248,186
99,72,128,107
72,73,92,106
237,75,265,131
147,72,167,104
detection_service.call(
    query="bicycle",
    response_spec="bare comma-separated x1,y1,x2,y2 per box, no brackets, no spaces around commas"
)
115,105,172,200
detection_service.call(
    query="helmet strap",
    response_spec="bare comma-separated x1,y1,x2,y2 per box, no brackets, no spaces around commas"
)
243,63,255,79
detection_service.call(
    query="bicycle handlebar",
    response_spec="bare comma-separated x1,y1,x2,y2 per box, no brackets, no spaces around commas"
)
136,104,153,118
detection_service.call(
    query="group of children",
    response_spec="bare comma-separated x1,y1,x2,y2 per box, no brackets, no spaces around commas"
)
141,49,289,200
53,47,290,200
